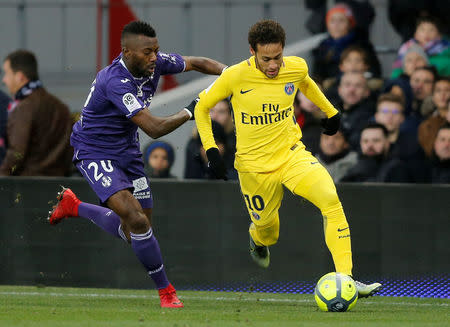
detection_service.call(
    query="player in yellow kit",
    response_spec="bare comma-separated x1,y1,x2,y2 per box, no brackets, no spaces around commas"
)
193,19,381,297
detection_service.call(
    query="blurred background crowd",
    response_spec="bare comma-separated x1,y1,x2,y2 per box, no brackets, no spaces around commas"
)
0,0,448,183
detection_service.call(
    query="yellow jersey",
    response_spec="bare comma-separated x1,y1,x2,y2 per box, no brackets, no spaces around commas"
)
195,56,338,172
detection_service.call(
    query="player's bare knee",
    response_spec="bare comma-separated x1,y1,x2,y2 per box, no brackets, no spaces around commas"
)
127,212,150,234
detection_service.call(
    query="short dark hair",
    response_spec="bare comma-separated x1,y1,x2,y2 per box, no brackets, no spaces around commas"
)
361,122,389,138
248,19,286,51
377,92,405,110
4,49,39,80
437,122,450,134
412,65,438,82
121,21,156,43
339,45,369,66
416,15,442,34
434,76,450,91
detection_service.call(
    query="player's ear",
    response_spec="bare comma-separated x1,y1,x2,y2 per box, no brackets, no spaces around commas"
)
249,45,256,56
122,47,130,59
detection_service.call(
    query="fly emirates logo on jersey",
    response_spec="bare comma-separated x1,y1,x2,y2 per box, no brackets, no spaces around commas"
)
241,103,292,125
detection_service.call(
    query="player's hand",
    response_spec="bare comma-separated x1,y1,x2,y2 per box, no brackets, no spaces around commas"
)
321,112,341,135
184,98,199,120
206,148,228,180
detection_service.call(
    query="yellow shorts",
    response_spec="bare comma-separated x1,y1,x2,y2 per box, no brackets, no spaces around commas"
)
238,142,335,243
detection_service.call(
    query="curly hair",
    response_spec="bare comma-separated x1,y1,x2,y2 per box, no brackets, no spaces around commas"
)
248,19,286,51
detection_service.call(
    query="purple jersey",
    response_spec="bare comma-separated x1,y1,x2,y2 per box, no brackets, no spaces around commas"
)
71,52,185,161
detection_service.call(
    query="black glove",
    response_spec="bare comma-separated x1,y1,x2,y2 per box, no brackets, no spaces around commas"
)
206,148,228,180
321,112,341,135
184,98,199,120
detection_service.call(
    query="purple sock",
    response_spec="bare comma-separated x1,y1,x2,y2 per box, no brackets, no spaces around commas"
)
130,228,170,289
78,202,128,242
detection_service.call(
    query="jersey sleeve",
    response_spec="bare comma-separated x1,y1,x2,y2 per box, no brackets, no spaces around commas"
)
297,58,338,118
195,68,233,151
106,78,145,119
158,52,186,75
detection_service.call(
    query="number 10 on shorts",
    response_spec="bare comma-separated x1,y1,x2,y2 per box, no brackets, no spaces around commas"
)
243,194,265,211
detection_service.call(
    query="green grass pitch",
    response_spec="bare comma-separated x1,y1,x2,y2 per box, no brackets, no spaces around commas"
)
0,285,448,327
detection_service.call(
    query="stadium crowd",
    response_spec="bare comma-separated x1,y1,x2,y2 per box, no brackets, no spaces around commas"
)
0,2,449,183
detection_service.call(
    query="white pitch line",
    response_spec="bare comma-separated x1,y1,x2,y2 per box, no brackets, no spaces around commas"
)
0,291,448,307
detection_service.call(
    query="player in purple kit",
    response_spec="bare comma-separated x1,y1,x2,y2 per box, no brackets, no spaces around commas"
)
47,21,226,308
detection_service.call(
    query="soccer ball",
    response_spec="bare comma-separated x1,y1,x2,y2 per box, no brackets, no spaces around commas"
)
314,272,358,312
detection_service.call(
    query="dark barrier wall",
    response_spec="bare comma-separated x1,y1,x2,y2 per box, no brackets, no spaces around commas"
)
0,177,449,289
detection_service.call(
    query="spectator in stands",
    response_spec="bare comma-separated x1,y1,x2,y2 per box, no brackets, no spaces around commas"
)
425,124,450,183
209,98,236,159
420,76,450,119
311,3,381,81
317,127,357,182
293,90,324,155
305,0,375,41
323,45,384,101
0,89,9,164
388,0,450,42
184,120,237,180
332,71,376,149
341,123,410,183
384,44,430,118
392,16,450,78
374,93,425,181
143,140,176,179
0,50,73,176
418,79,450,157
390,43,430,80
410,66,437,120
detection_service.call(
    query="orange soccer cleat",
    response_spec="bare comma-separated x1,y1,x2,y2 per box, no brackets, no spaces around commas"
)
158,283,184,308
47,187,81,225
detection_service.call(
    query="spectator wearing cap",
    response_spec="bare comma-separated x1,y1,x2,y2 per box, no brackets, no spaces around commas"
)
390,43,430,79
316,127,358,182
383,44,429,120
184,120,237,180
391,16,450,78
143,140,176,179
311,2,381,81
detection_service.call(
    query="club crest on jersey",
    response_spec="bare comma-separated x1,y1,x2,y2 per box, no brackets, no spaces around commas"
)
101,176,112,188
284,82,295,95
252,211,261,220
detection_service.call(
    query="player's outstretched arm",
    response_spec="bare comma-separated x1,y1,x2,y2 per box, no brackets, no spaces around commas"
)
298,74,338,118
131,105,193,139
183,56,227,75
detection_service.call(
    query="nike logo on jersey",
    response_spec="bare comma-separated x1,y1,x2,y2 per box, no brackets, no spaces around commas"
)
337,227,349,232
121,78,130,83
240,89,254,94
311,162,319,165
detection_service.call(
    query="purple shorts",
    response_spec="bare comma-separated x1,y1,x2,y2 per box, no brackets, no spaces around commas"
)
75,157,153,208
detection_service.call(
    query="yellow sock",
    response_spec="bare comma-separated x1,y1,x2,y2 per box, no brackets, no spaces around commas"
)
293,169,353,276
322,202,353,275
